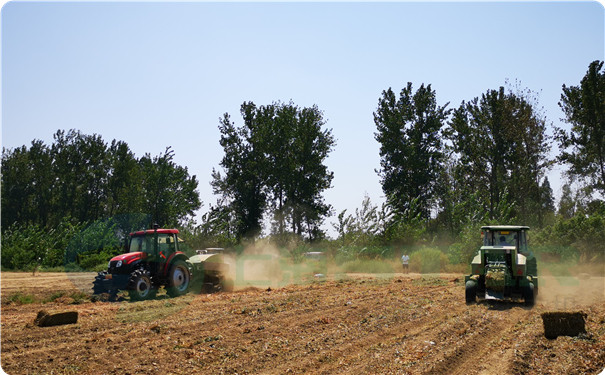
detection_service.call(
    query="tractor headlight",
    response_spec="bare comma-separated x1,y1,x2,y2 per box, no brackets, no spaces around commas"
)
116,260,123,268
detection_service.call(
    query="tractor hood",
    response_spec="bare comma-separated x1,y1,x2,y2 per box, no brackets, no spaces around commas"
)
110,252,147,265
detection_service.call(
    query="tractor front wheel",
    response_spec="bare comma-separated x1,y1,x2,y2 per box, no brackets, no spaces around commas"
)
92,271,108,295
128,269,156,301
166,260,191,298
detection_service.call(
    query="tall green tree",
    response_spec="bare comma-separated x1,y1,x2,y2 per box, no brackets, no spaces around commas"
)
106,140,143,217
139,147,201,227
1,145,38,226
557,60,605,196
374,83,450,220
212,110,267,239
212,101,335,241
276,104,335,238
558,183,577,219
446,86,551,226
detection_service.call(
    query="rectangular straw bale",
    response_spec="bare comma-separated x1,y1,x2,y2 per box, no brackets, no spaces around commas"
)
541,311,586,339
34,310,78,327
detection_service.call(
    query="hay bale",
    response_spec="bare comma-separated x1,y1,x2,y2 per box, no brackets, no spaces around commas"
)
485,268,506,292
541,311,587,339
34,310,78,327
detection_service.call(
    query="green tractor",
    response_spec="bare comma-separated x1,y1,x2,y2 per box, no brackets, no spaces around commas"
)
465,225,538,305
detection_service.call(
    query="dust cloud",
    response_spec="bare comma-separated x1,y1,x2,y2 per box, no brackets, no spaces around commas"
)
222,240,322,291
537,262,605,309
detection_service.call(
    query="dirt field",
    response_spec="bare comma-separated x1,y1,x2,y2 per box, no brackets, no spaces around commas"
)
1,271,604,375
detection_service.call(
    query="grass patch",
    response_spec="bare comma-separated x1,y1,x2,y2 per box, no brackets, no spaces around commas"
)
69,291,90,304
47,291,66,302
5,292,38,304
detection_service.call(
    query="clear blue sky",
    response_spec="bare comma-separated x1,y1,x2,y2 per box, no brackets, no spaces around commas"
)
2,1,604,236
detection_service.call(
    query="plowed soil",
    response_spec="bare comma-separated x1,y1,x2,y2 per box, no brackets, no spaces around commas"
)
1,271,604,375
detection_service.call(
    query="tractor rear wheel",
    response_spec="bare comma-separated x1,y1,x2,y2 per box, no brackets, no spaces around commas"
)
166,260,191,298
128,269,156,301
524,282,535,306
465,280,477,304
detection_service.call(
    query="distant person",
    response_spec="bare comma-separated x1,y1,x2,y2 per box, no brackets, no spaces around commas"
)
401,254,409,273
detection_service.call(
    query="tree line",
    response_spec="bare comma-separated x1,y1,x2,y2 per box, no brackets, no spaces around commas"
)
1,129,201,230
335,61,604,264
1,60,603,270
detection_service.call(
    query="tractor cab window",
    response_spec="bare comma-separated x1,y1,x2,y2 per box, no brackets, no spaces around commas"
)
484,230,518,248
518,231,528,254
158,234,177,258
130,235,153,254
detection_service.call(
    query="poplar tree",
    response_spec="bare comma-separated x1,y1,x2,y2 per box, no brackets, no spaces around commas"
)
557,60,605,196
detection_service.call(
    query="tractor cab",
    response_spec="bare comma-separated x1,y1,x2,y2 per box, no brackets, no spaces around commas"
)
481,225,530,255
129,229,179,269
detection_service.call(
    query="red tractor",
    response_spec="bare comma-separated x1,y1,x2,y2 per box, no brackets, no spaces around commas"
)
92,226,227,300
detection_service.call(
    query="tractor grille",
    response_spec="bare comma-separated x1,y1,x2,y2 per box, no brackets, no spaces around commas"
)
108,260,131,275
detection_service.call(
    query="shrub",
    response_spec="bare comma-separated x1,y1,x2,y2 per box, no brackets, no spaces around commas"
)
64,219,121,265
446,224,482,265
532,212,605,263
409,247,448,273
1,219,85,270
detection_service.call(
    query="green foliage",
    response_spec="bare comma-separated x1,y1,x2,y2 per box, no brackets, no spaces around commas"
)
5,292,37,305
1,130,200,230
446,85,551,227
332,194,391,247
382,219,427,247
533,209,605,262
447,224,483,264
1,219,84,270
409,247,448,273
333,244,394,264
2,217,134,271
183,200,238,249
381,197,428,246
139,147,201,228
64,219,122,270
374,83,450,220
557,60,605,196
212,101,335,241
